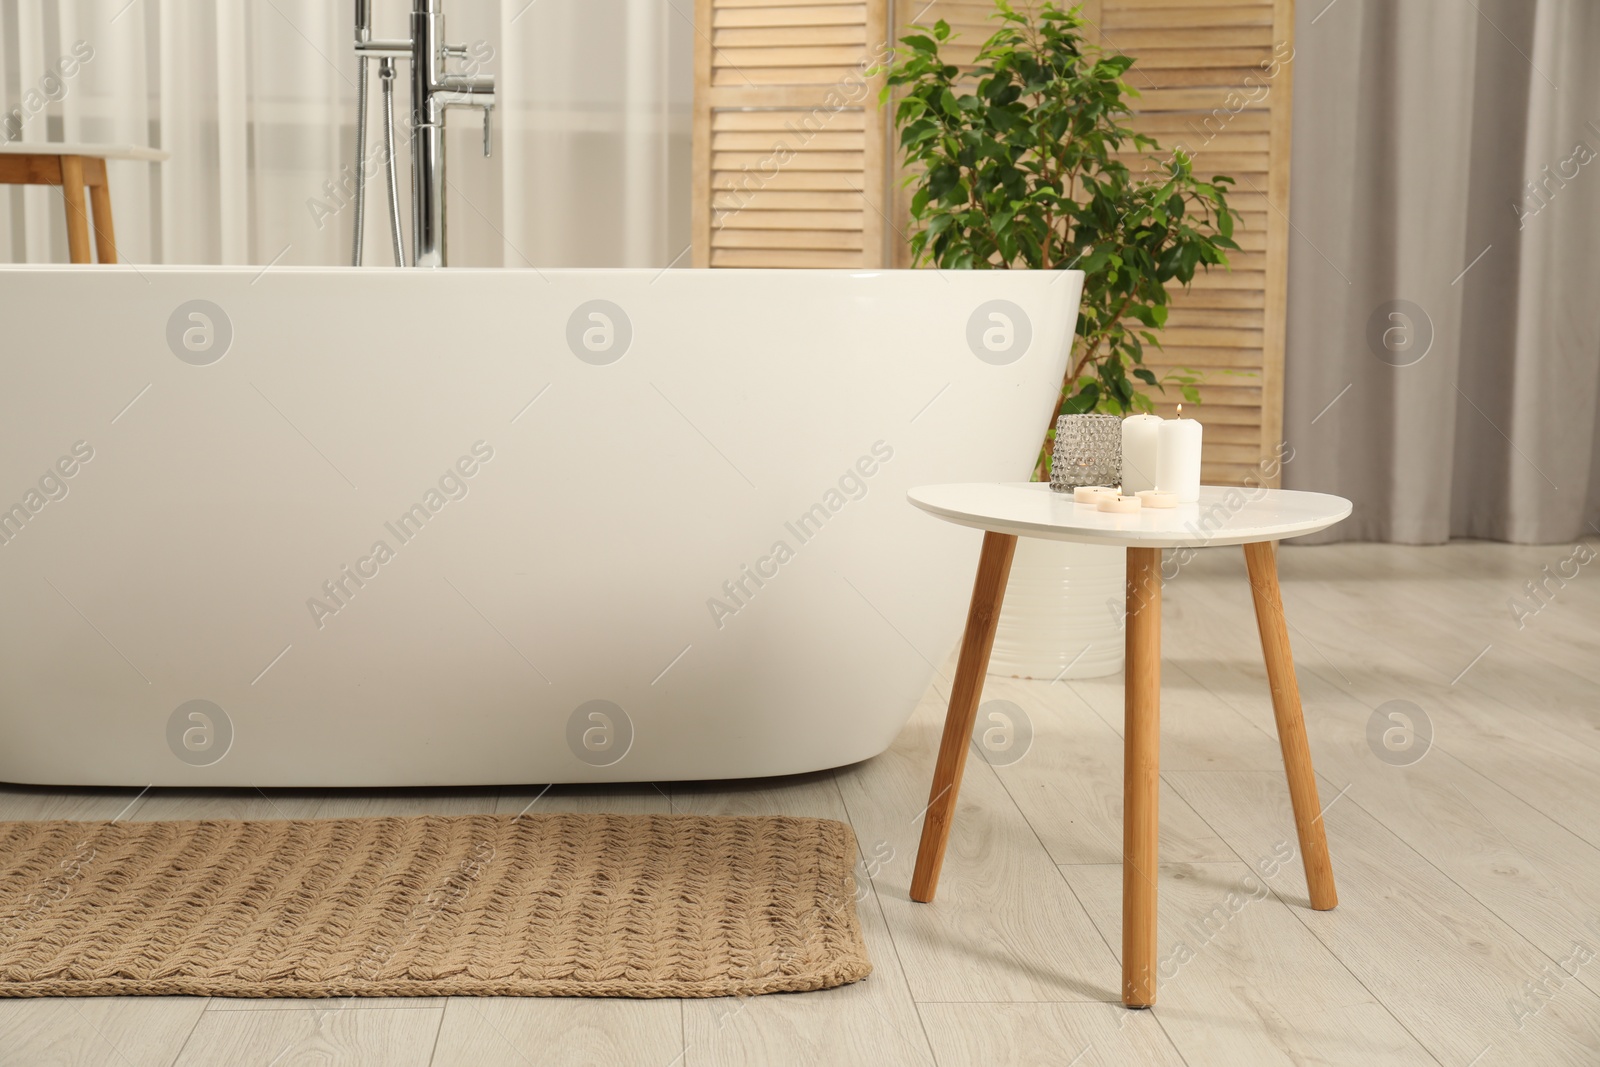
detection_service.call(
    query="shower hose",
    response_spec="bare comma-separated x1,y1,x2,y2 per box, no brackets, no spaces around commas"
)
351,55,408,267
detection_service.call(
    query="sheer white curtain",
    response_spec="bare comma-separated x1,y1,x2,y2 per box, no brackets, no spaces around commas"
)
0,0,691,267
500,0,693,267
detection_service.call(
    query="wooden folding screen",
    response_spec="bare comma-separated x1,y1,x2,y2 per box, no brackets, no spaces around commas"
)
692,0,1294,484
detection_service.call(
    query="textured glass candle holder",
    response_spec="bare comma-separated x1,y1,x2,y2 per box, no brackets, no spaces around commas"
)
1050,414,1123,492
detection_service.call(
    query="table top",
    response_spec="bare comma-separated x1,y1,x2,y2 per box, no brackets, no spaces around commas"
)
0,141,169,162
908,482,1352,548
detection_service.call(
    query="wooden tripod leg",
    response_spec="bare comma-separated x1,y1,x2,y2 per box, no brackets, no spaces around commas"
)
1243,540,1338,911
910,531,1017,904
59,155,92,264
86,159,117,264
1122,546,1162,1007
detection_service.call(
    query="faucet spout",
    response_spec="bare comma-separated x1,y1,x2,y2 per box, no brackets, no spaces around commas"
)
409,0,493,266
352,0,491,268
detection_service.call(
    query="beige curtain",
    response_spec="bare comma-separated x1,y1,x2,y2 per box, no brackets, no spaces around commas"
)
1283,0,1600,544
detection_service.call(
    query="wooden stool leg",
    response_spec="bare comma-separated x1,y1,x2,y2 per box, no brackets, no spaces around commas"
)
87,161,117,264
1122,546,1161,1007
59,155,92,264
910,531,1017,904
1243,540,1338,911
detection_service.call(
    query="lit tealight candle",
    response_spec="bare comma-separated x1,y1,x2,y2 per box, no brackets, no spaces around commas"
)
1097,494,1142,514
1073,485,1119,505
1136,490,1178,509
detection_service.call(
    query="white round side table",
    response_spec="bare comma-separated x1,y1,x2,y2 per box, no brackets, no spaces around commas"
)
904,482,1353,1008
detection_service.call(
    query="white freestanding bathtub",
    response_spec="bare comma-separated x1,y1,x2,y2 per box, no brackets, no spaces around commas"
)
0,266,1082,786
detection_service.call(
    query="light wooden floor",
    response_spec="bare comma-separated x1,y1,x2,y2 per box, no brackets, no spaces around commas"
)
3,541,1599,1066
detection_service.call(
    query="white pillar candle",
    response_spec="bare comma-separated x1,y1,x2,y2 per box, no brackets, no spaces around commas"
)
1136,490,1178,509
1073,485,1118,504
1121,413,1163,494
1156,408,1203,503
1097,495,1142,514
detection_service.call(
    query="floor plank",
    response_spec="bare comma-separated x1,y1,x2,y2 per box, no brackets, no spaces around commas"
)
311,787,500,819
1169,769,1600,1066
0,997,206,1067
127,788,324,823
0,785,150,822
171,1005,442,1067
431,999,682,1067
495,783,674,816
917,1002,1185,1066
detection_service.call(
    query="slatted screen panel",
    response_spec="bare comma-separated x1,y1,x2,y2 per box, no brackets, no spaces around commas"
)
887,0,1293,486
692,0,890,268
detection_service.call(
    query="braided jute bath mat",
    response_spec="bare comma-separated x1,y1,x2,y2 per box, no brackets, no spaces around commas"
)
0,813,871,998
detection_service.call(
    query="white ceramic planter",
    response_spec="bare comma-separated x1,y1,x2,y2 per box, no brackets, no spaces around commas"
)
988,535,1126,680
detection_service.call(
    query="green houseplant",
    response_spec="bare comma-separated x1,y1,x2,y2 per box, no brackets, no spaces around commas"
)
881,1,1241,480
